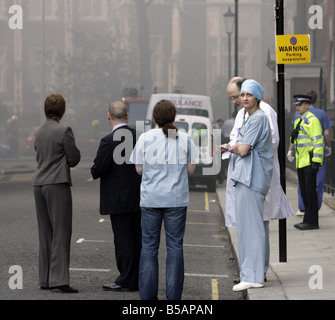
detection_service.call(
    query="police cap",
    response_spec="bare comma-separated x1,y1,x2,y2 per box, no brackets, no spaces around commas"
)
293,94,311,106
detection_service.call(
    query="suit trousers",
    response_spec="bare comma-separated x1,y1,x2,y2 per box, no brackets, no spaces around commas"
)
110,212,142,289
33,183,72,288
298,165,319,226
298,159,326,211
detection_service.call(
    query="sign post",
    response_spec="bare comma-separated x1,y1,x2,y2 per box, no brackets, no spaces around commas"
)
275,0,287,263
276,34,311,64
275,1,311,263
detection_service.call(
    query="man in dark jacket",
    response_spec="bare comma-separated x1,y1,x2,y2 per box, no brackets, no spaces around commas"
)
91,101,141,291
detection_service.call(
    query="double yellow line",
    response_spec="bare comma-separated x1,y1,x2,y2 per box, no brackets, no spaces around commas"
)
211,279,219,300
204,192,219,299
204,192,209,212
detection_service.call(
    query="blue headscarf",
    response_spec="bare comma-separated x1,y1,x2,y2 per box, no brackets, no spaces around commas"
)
241,79,264,101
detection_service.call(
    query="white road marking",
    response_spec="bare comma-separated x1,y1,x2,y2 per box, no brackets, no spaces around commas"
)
188,210,215,213
183,244,225,248
185,273,228,278
70,268,110,272
77,238,223,248
186,222,217,225
76,238,112,243
69,269,228,278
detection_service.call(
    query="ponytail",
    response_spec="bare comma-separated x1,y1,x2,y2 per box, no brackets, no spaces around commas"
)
162,122,178,139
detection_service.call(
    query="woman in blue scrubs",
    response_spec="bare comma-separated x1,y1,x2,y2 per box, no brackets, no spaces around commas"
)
228,80,274,291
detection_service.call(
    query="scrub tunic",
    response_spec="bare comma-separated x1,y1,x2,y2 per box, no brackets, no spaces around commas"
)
231,109,274,283
130,129,198,208
224,101,294,228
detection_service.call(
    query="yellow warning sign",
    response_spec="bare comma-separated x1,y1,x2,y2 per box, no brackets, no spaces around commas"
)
276,34,311,64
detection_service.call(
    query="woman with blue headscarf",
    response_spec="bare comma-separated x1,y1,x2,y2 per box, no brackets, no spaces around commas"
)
228,79,274,291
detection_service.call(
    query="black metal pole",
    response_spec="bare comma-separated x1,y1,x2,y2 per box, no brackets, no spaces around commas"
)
234,0,238,76
41,1,45,125
275,0,287,263
228,32,232,117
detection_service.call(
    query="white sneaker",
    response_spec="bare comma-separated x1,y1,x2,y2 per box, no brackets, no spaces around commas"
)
232,281,264,292
295,210,305,216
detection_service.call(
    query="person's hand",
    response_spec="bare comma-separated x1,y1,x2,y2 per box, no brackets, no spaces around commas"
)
218,144,231,154
287,149,294,162
326,146,332,157
311,162,320,172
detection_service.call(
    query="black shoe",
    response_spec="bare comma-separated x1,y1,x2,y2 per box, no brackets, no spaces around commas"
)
51,285,79,293
294,223,319,230
102,283,137,292
40,286,50,290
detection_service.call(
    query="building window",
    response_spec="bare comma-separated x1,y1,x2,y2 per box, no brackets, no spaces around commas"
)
150,35,164,89
29,0,57,20
208,37,219,85
80,0,104,19
29,47,58,93
0,47,7,92
0,2,6,19
29,47,42,92
0,0,12,20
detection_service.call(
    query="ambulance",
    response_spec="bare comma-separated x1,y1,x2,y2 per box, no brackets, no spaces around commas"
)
144,93,218,192
144,93,214,131
174,114,218,193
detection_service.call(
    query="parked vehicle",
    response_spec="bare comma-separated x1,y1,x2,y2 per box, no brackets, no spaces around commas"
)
122,94,150,131
174,114,218,192
145,93,214,132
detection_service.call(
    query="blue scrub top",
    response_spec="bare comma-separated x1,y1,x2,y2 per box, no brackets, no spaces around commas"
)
130,129,198,208
231,109,274,196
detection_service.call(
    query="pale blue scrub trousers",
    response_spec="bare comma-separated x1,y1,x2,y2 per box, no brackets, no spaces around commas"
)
235,182,266,284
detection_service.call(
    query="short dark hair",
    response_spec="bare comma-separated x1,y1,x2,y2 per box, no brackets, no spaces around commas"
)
44,94,66,121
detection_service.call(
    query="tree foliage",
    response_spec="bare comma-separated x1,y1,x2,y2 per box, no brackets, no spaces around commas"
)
57,28,136,124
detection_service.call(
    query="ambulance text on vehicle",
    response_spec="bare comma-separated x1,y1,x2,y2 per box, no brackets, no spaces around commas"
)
144,94,214,132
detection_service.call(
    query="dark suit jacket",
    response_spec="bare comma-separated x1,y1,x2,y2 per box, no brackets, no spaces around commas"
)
33,119,81,186
91,125,141,215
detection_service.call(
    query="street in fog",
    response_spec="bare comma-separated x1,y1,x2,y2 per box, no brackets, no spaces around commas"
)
0,158,243,301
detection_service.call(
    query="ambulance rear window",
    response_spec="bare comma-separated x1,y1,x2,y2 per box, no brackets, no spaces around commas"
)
176,108,209,117
192,123,208,146
174,121,189,133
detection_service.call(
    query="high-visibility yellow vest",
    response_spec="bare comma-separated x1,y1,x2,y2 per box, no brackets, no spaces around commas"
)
293,111,324,169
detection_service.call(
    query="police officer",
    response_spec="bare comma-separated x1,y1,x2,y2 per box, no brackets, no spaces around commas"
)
287,94,324,230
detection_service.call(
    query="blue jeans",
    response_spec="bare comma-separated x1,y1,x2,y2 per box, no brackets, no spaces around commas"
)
139,206,187,300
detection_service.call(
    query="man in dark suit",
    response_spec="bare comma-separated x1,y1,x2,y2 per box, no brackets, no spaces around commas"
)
91,101,141,291
33,93,81,293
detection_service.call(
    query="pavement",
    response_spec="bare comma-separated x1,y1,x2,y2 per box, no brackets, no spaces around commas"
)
1,156,335,300
216,168,335,300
